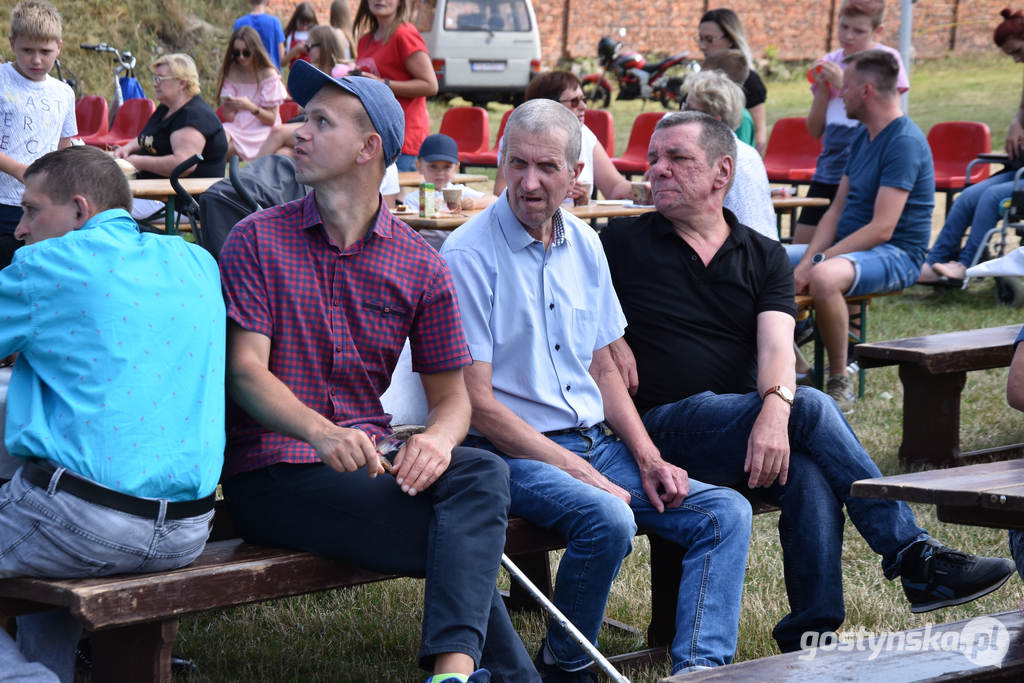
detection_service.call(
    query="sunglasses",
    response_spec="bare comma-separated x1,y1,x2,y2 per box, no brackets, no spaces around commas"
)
152,75,176,85
233,49,252,59
559,96,584,108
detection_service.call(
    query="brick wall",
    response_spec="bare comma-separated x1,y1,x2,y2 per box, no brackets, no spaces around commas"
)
267,0,1011,65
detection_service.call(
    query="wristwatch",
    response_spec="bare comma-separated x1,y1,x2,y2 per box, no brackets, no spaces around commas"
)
811,252,827,265
762,385,794,406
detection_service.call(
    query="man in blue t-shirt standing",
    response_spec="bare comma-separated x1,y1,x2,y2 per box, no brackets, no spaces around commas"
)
234,0,285,71
789,49,933,412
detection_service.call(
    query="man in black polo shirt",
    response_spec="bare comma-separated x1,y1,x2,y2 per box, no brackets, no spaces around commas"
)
601,111,1015,654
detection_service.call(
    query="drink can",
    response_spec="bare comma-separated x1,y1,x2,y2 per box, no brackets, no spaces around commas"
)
419,182,435,217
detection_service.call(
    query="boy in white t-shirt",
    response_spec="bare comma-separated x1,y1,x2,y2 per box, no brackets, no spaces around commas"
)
0,1,77,268
399,133,495,249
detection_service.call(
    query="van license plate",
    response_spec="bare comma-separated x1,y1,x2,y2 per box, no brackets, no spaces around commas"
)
471,61,507,72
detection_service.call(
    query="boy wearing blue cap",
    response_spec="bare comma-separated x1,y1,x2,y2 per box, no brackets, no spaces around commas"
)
218,62,537,683
401,133,495,249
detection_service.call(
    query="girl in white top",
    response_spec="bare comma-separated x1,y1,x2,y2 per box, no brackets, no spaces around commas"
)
494,71,631,203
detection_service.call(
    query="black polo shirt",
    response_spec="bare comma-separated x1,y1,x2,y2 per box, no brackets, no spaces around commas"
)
601,209,795,414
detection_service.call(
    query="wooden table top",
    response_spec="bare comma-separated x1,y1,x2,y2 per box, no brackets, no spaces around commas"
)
128,177,223,201
851,459,1024,530
771,196,829,210
397,172,490,188
855,324,1021,372
395,201,654,230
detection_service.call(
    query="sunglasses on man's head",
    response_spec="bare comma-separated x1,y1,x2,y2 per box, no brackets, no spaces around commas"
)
233,49,252,59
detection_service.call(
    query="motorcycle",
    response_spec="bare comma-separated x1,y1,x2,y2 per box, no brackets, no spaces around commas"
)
582,35,700,109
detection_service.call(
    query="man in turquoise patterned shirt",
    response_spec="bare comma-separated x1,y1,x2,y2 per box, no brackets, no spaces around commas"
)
0,145,225,682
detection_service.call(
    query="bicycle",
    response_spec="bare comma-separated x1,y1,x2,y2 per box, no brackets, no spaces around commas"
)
78,42,143,122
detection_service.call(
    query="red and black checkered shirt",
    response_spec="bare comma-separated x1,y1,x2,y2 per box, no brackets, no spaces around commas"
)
219,192,471,476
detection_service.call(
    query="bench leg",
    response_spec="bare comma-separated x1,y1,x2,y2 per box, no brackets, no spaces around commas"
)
897,366,966,467
506,551,552,613
89,618,178,683
647,536,682,648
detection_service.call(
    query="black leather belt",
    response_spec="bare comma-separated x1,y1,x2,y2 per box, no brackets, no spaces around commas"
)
23,462,215,521
543,424,600,438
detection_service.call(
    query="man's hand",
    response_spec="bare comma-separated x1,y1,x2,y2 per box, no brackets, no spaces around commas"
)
638,459,689,513
609,337,639,396
561,454,631,504
1007,119,1024,159
309,425,384,478
744,397,790,488
392,431,453,496
793,261,812,294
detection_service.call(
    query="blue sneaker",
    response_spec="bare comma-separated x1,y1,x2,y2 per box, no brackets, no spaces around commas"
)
424,669,490,683
901,538,1016,613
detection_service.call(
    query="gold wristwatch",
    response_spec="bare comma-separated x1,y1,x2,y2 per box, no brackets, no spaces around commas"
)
762,385,794,406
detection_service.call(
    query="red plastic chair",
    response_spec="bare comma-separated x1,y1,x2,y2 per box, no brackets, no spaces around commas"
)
762,117,822,184
439,106,490,164
74,95,108,139
928,121,991,217
612,112,663,176
584,109,615,157
460,108,513,167
279,100,302,123
82,98,156,150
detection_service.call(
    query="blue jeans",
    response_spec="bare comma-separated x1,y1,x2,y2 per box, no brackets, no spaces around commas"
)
464,427,751,674
0,465,214,683
641,388,929,652
927,171,1015,267
786,242,921,297
222,448,538,682
396,153,417,172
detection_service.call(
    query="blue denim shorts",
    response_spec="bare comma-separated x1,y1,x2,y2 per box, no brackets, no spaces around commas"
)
786,242,921,297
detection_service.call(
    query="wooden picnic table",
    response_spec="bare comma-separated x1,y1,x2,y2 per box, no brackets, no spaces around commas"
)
851,459,1024,530
396,171,490,188
129,177,223,235
396,196,833,231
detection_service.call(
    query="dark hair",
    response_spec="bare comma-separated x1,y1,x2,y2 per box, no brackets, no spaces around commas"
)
284,2,317,38
843,48,899,95
839,0,885,28
354,0,409,42
216,25,276,99
24,146,131,212
995,8,1024,46
699,8,753,67
524,70,581,102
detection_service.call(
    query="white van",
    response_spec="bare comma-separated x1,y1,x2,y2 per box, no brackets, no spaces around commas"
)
410,0,542,106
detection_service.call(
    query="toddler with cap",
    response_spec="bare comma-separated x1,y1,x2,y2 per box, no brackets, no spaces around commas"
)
400,133,495,249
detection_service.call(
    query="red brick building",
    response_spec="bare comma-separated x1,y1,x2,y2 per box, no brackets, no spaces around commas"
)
270,0,1010,65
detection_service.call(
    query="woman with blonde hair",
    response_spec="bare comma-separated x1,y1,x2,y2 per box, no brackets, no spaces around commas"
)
330,0,357,60
354,0,437,170
216,25,289,161
115,53,227,217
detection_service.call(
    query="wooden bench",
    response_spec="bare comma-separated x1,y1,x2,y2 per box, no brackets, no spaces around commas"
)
855,324,1022,467
0,496,776,682
662,608,1024,682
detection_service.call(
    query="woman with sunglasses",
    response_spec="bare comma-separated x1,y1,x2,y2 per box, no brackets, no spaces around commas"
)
216,26,289,161
698,8,767,154
114,54,227,218
493,70,632,203
353,0,437,171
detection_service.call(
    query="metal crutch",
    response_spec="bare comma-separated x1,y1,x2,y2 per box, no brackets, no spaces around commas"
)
376,429,631,683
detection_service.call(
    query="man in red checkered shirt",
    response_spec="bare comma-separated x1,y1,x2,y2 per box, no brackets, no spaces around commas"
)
218,61,537,683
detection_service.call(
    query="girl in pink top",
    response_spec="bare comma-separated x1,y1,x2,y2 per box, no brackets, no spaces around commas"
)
217,26,289,161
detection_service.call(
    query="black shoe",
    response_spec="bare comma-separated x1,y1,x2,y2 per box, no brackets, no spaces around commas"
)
900,538,1016,613
533,645,597,683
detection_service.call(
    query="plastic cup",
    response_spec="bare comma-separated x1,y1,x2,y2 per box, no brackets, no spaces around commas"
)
574,183,592,207
631,181,652,205
442,187,463,212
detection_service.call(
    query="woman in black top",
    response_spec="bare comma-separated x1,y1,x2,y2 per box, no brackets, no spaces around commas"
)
116,53,227,181
698,8,766,154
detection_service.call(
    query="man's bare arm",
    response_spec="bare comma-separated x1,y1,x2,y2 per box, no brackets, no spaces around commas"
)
463,359,630,503
225,321,383,476
826,185,910,256
590,343,688,511
745,311,795,488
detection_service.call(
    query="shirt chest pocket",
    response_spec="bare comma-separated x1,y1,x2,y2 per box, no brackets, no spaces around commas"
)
359,299,411,351
571,308,598,346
